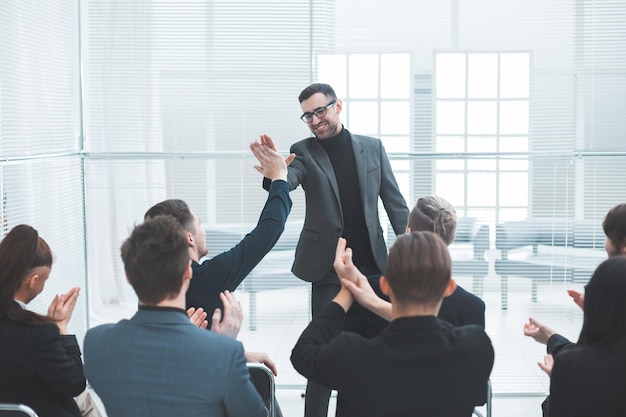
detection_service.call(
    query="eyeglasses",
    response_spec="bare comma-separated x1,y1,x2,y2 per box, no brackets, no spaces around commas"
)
300,100,336,123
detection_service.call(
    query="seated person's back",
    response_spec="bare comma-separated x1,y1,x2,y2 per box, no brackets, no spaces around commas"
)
439,284,485,327
85,310,260,417
548,256,626,417
0,225,86,417
84,216,266,417
291,232,494,417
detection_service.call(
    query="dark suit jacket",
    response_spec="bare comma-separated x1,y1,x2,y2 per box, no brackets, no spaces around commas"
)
291,303,494,417
265,130,408,282
346,280,485,339
547,333,575,356
548,337,626,417
0,317,86,417
187,179,291,325
439,284,486,328
84,307,267,417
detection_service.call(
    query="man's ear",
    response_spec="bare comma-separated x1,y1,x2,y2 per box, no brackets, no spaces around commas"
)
380,275,391,297
443,278,457,297
334,98,343,115
184,260,193,281
186,231,194,247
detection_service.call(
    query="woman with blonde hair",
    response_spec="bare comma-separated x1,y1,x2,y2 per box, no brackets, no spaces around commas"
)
343,196,485,328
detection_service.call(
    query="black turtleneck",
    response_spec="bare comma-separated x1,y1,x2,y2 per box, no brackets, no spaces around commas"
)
318,128,378,272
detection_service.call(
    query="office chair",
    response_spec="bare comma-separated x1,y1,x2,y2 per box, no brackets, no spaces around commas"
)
472,379,492,417
247,363,276,417
0,404,38,417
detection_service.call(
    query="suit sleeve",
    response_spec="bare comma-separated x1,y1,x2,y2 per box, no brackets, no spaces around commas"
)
34,325,87,397
222,342,268,417
377,141,409,235
547,351,577,417
547,333,575,356
203,179,292,292
291,302,356,389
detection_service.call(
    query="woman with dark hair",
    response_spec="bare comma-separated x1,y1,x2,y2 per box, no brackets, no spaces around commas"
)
543,256,626,416
0,225,86,417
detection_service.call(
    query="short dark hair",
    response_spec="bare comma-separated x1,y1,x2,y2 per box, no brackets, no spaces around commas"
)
407,196,457,246
384,231,451,306
121,216,190,305
577,255,626,346
602,203,626,252
298,83,338,103
144,199,195,232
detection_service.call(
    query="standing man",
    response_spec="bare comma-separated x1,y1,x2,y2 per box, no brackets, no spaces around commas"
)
261,83,409,416
84,216,267,417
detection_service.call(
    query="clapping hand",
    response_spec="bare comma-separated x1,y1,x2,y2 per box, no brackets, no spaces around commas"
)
211,291,243,339
187,307,208,329
47,287,80,335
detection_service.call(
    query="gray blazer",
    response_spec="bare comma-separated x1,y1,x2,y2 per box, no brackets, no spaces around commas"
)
284,131,408,282
84,308,267,417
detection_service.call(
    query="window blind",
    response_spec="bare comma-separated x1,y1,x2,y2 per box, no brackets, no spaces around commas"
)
0,1,86,342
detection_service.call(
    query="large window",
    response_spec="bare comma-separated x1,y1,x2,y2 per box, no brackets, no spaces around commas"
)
317,53,412,201
435,52,530,227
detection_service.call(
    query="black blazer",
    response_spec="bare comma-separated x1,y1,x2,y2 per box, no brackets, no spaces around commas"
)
291,303,494,417
439,284,486,328
186,180,292,324
345,280,485,339
0,317,86,417
548,337,626,417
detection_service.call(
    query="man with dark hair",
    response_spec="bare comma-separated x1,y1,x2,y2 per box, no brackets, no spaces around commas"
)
291,233,494,417
260,83,409,416
84,216,267,417
144,140,293,326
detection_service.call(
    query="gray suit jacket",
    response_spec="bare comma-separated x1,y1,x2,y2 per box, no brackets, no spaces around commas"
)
84,308,266,417
283,131,408,282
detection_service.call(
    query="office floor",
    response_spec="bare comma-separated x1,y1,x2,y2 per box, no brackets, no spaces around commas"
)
91,270,583,417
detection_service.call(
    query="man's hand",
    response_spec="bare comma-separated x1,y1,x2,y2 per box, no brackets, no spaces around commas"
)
245,350,278,376
47,287,80,335
250,134,294,182
567,289,585,310
333,238,360,284
523,317,556,345
538,354,554,376
259,134,295,167
187,307,208,329
211,291,243,339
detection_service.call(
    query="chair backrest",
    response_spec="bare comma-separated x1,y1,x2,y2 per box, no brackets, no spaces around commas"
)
472,379,492,417
0,404,38,417
247,363,276,417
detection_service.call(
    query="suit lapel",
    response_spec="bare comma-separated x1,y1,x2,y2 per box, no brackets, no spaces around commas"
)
308,139,342,205
351,134,367,206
